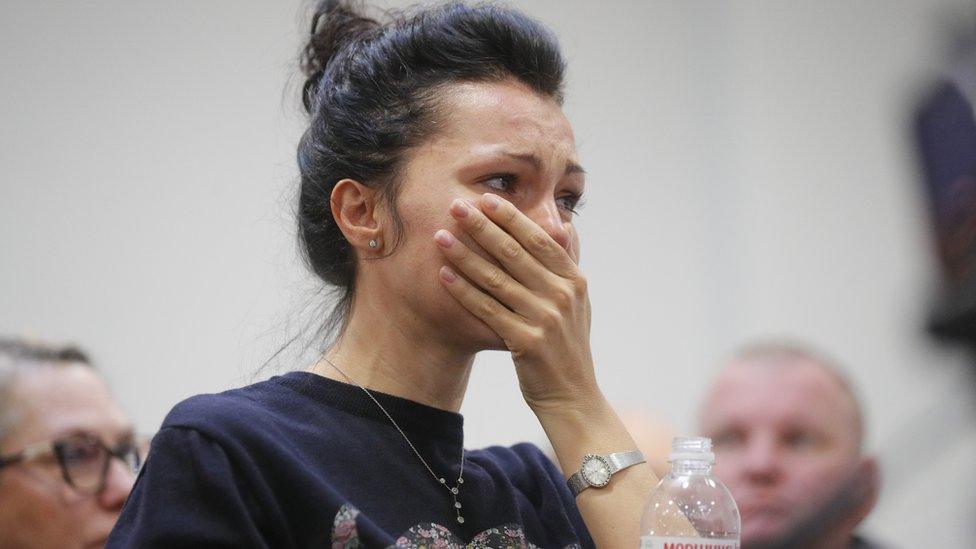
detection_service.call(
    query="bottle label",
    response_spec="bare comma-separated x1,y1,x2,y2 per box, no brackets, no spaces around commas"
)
639,536,739,549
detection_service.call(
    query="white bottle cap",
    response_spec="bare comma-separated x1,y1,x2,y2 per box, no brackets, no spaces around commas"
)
668,436,715,463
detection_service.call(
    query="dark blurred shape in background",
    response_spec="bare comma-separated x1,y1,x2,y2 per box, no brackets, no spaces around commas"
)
916,34,976,343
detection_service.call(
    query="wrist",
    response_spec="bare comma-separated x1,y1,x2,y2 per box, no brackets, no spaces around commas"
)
525,384,607,424
530,390,649,480
568,449,647,496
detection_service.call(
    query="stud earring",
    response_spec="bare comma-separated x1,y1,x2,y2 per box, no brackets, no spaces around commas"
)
368,239,378,249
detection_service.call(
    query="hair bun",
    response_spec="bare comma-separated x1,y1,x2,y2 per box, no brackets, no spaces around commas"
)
301,0,379,113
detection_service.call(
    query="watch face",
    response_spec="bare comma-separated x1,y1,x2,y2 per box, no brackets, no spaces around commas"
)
580,455,612,487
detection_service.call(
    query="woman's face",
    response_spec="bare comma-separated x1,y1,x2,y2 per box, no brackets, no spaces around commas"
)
368,78,585,352
0,364,135,549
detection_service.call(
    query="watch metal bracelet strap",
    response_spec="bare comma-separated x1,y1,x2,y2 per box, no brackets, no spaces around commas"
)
567,449,646,497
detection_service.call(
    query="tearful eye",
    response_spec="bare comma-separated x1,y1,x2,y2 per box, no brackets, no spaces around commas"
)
481,174,517,193
557,193,585,215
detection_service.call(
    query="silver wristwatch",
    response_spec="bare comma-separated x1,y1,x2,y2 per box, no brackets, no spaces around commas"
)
567,450,646,497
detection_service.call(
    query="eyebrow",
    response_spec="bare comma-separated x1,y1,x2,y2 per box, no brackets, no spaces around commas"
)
51,426,137,443
501,151,586,176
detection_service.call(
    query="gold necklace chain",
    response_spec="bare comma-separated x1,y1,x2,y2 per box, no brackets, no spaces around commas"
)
323,357,467,525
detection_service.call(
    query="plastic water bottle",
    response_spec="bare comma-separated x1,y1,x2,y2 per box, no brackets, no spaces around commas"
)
639,437,740,549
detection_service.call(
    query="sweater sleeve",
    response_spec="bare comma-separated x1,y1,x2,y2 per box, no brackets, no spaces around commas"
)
506,442,596,549
107,426,272,549
525,443,595,549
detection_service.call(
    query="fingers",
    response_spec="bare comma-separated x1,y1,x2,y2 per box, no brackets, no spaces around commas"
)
434,229,542,318
475,194,578,279
448,198,556,290
437,265,528,341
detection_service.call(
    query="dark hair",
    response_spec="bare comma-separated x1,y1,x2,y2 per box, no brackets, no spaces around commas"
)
0,338,90,366
296,0,566,334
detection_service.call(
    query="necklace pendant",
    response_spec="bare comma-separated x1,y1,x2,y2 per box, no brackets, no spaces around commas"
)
457,515,465,524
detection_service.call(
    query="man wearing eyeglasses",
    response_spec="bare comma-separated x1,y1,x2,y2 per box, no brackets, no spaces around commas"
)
0,339,141,549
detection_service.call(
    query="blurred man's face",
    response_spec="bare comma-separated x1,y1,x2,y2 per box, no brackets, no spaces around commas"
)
699,358,866,547
0,364,135,549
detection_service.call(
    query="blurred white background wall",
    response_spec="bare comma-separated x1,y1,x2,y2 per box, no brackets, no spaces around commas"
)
2,0,974,544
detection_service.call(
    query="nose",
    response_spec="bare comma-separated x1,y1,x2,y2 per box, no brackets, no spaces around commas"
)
740,434,783,486
98,458,135,510
527,200,572,252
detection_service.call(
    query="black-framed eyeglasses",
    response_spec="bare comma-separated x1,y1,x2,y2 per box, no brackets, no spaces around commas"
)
0,432,143,494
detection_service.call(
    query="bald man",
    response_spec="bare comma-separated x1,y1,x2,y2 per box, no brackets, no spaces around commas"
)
698,343,883,549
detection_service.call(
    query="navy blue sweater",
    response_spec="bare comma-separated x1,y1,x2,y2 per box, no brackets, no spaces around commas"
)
108,372,593,548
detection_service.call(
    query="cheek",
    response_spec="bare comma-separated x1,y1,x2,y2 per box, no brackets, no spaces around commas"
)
0,475,76,540
395,185,491,269
393,186,470,255
382,203,457,304
59,489,102,535
791,456,849,486
772,454,852,506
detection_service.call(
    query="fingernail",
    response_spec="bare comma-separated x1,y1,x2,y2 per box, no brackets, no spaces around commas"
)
440,266,457,283
450,199,469,218
434,229,456,248
482,193,500,210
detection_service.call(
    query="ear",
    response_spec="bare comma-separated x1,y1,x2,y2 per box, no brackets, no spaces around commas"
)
330,179,383,252
851,455,880,525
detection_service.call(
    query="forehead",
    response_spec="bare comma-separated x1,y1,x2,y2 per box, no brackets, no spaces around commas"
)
701,360,858,433
428,79,577,161
4,364,130,447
